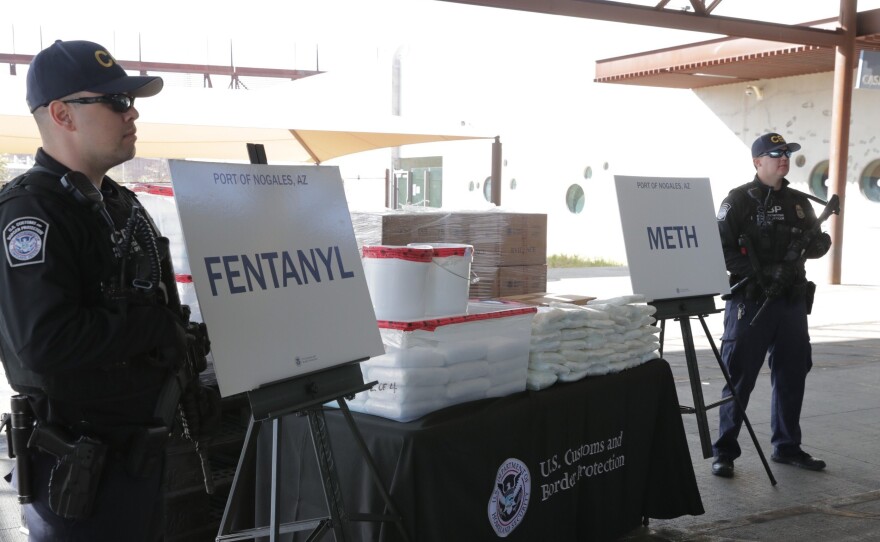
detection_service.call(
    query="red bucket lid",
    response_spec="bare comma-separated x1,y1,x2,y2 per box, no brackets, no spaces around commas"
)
377,303,537,331
431,246,470,258
362,245,434,263
132,183,175,197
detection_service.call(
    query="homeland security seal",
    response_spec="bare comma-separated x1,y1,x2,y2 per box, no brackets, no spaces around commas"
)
487,458,531,537
4,217,49,267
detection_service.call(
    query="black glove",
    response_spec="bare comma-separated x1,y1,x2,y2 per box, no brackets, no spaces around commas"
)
804,232,832,259
763,263,795,290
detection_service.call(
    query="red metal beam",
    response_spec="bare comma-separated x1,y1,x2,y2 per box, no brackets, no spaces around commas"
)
0,53,322,82
436,0,845,47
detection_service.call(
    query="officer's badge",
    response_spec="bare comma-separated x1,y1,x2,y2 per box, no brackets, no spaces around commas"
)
717,203,731,221
795,204,805,219
4,217,49,267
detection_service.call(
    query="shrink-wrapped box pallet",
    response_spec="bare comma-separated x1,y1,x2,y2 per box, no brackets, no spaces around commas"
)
469,264,549,299
345,301,537,422
350,210,548,298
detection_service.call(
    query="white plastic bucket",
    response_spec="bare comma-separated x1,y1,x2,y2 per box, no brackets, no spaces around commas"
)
409,243,474,317
362,245,434,321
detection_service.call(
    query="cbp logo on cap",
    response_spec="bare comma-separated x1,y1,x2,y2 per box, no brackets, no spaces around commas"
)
94,50,116,68
4,217,49,267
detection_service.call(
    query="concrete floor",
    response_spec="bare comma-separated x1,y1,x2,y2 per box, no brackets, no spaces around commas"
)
0,272,877,541
569,274,880,542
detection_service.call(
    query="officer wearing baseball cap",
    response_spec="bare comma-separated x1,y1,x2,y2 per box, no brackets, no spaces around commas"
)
0,40,197,541
711,132,832,479
750,132,802,159
25,39,163,113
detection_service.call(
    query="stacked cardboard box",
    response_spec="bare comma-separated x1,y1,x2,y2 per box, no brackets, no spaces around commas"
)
351,211,547,298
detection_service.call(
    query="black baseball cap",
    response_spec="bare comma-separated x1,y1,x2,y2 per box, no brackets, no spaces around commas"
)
26,39,163,113
751,132,801,158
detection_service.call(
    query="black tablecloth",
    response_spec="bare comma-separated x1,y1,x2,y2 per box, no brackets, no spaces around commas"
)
253,358,703,541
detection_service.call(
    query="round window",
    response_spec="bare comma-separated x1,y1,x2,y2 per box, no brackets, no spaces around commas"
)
468,181,475,192
509,178,517,190
483,176,493,202
859,159,880,203
584,166,593,180
808,160,829,200
565,184,585,214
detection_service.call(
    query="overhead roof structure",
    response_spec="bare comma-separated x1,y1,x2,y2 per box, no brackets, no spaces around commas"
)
0,53,323,89
594,8,880,89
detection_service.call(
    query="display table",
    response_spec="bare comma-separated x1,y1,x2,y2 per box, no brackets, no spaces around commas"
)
252,358,703,541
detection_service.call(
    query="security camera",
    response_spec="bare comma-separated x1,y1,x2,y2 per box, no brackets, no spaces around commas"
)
745,85,764,100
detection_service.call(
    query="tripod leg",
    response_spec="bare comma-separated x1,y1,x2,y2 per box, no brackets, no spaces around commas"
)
218,416,263,537
679,317,714,459
308,408,353,541
270,418,282,542
658,319,666,358
337,398,411,542
698,315,777,486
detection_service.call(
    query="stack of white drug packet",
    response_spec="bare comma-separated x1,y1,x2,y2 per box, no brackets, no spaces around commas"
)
526,294,661,391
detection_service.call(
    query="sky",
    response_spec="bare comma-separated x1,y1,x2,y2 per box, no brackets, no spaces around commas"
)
6,0,879,71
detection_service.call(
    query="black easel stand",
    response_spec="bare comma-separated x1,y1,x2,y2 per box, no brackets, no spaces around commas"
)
216,362,411,541
653,295,776,486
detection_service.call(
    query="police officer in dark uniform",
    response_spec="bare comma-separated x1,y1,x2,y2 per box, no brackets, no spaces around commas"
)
0,40,188,540
711,133,832,478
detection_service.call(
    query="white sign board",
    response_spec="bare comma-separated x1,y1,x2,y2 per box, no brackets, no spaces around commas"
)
614,176,729,302
857,50,880,90
168,160,384,397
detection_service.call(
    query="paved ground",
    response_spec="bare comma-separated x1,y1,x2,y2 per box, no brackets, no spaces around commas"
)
0,268,877,541
550,269,880,542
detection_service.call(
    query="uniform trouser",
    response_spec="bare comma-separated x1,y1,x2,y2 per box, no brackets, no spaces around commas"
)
712,293,812,460
17,448,165,542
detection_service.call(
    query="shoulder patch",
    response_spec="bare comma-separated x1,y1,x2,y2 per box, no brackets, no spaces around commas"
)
4,217,49,267
717,203,731,221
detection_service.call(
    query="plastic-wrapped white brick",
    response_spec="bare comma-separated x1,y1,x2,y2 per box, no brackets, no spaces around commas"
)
345,302,536,422
526,295,660,391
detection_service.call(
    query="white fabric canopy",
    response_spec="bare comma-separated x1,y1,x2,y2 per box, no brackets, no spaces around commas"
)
0,80,493,163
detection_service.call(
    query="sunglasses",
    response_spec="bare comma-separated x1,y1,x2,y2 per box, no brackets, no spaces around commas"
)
761,149,793,158
61,94,135,113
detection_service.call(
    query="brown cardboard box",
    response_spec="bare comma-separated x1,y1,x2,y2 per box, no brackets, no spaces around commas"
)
470,264,548,299
465,212,547,266
351,211,547,267
499,264,548,296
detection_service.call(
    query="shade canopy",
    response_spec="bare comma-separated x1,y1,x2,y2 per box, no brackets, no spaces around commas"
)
0,80,493,164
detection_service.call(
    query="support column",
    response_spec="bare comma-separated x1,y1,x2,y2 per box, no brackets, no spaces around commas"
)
827,0,857,284
491,136,502,206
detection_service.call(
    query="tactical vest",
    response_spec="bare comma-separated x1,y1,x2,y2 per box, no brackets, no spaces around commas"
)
729,183,806,265
0,167,173,406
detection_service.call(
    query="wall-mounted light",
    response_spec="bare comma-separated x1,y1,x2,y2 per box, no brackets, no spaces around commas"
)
745,85,764,101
